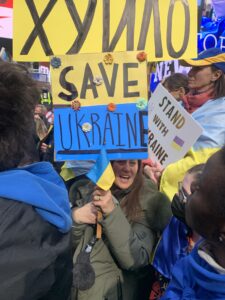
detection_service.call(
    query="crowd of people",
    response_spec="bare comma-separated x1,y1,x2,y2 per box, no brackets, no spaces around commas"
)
0,46,225,300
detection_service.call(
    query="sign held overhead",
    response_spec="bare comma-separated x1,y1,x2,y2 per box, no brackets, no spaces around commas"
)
13,0,197,62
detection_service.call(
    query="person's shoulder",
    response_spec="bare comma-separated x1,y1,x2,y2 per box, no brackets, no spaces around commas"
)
0,196,33,224
194,96,225,114
142,175,159,192
0,197,70,245
141,176,170,207
171,244,208,275
140,177,172,231
0,196,72,266
0,197,72,300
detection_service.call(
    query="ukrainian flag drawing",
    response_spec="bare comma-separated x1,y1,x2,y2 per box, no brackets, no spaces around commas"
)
171,136,184,151
86,148,115,191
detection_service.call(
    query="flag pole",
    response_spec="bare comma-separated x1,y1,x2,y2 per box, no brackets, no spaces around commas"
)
96,211,103,239
86,147,115,240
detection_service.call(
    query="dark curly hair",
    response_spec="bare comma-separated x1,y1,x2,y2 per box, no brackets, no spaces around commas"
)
0,61,40,170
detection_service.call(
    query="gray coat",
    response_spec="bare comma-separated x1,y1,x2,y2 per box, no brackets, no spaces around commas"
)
70,177,171,300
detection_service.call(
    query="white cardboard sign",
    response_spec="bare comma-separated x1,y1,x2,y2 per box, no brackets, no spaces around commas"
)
148,84,203,167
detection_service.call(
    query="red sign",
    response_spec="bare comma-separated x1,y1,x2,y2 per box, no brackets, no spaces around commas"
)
0,0,13,39
0,0,13,8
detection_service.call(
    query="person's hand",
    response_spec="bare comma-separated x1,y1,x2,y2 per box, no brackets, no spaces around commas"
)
143,161,164,186
40,143,48,153
72,203,97,224
92,187,115,215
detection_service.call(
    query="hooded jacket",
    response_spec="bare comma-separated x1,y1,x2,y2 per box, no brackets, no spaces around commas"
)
0,162,73,300
0,161,72,232
162,243,225,300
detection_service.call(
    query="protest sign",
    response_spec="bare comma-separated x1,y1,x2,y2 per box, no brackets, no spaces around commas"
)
148,84,203,166
13,0,197,62
51,51,148,160
0,0,13,39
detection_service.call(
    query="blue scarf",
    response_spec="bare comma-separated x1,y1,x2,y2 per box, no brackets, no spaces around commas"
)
0,162,72,233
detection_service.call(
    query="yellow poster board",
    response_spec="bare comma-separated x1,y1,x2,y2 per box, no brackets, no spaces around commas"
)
52,51,149,161
13,0,197,62
51,51,147,106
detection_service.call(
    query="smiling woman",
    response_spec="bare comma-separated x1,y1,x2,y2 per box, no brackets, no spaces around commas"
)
69,159,172,300
112,160,138,190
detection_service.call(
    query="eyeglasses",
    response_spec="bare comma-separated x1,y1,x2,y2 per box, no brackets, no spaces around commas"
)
178,182,189,203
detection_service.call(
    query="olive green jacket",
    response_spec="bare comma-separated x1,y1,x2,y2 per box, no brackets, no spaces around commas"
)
70,177,171,300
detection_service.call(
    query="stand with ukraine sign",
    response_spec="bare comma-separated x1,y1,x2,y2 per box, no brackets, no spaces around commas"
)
148,84,203,167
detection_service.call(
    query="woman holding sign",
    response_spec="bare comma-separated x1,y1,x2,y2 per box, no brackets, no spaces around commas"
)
151,47,225,200
70,159,171,300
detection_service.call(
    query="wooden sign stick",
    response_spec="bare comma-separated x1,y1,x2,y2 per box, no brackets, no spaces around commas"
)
96,210,103,239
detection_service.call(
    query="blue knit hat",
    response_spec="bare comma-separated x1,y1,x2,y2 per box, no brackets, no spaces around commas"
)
181,48,225,73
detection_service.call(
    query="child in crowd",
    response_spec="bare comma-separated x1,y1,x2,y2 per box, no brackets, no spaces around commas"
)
162,73,189,102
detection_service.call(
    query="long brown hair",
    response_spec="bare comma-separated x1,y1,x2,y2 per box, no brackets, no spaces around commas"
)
112,160,144,221
211,65,225,98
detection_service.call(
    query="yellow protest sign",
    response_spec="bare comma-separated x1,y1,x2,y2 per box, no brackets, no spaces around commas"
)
52,51,149,161
13,0,197,62
51,51,147,106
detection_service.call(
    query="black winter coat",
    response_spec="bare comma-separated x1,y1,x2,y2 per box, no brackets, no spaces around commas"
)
0,197,73,300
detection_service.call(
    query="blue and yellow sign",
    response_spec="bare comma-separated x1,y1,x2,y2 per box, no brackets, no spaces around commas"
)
51,51,148,160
